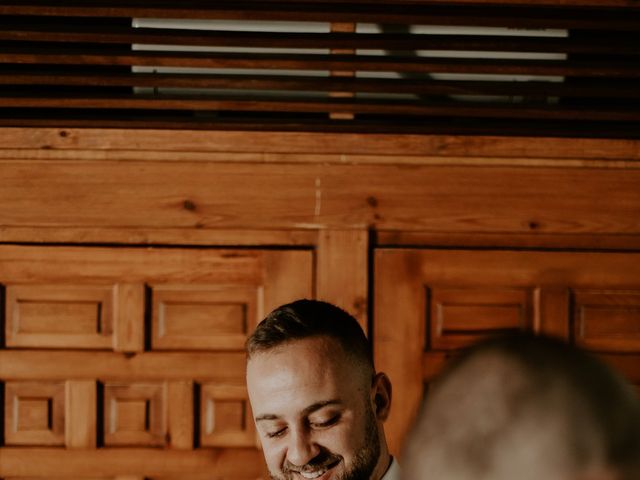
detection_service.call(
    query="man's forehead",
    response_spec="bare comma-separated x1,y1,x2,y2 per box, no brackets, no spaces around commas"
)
246,337,364,416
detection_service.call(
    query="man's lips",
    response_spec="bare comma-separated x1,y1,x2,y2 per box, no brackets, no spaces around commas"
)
291,458,341,480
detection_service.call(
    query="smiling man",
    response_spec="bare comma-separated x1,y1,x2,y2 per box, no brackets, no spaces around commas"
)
246,299,397,480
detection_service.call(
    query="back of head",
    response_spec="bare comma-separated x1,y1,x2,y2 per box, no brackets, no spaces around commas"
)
246,299,374,375
403,334,640,480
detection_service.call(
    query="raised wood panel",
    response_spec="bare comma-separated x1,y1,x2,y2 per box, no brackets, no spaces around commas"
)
430,288,531,350
200,384,256,448
573,290,640,352
0,245,312,479
104,383,167,447
1,161,639,235
5,285,114,349
152,285,259,351
4,382,65,446
375,248,640,454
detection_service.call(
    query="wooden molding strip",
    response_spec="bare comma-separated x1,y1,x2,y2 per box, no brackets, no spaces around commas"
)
0,447,263,477
0,128,638,159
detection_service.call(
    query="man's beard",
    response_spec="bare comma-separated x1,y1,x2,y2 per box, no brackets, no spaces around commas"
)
271,404,381,480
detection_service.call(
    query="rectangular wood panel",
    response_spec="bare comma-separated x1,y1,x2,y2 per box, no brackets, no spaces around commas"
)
152,285,260,351
375,248,640,455
0,245,313,479
103,383,167,447
573,290,640,352
6,285,114,349
5,382,66,446
430,288,531,350
200,384,256,448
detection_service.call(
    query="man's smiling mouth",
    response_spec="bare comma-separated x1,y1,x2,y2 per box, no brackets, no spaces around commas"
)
293,458,341,480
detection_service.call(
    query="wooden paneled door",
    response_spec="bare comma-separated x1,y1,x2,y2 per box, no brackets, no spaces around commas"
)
374,248,640,455
0,245,313,479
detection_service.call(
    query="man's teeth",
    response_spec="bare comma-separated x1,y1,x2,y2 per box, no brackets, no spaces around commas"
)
299,469,327,479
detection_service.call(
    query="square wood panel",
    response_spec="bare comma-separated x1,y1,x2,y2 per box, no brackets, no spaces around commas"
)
573,290,640,352
151,285,260,351
5,285,114,349
103,383,167,447
200,384,257,447
4,382,65,446
430,287,532,350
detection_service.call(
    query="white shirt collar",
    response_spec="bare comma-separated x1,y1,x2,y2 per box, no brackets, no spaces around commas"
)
381,457,400,480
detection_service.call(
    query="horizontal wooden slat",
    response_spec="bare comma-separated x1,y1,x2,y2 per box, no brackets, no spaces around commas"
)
0,128,637,159
0,3,639,30
0,226,317,246
1,116,639,139
0,245,264,283
0,25,638,55
3,72,638,100
377,231,640,250
2,94,639,121
1,160,639,234
0,4,637,136
0,351,246,382
2,0,639,9
0,447,263,477
3,49,639,77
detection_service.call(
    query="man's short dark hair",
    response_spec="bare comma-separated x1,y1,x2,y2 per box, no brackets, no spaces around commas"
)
246,299,374,371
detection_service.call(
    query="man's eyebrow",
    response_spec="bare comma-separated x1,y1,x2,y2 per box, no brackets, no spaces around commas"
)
302,399,342,416
254,400,342,423
255,413,280,422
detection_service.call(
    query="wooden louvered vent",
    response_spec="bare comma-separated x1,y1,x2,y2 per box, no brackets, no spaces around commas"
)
0,1,639,137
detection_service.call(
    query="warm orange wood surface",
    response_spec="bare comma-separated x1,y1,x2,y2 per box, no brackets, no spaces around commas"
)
1,161,639,239
2,127,640,478
375,249,640,455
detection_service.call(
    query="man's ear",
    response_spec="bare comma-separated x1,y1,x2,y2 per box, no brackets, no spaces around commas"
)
371,372,392,421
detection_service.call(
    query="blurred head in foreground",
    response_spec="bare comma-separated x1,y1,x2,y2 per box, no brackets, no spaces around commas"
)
403,334,640,480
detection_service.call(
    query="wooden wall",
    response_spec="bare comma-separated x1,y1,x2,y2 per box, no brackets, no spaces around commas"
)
1,127,640,479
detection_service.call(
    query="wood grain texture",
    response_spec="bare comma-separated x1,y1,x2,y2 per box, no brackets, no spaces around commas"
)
0,351,247,383
263,250,314,314
0,245,264,283
0,448,263,477
113,283,145,353
0,128,638,159
374,250,426,456
167,381,194,450
65,380,97,449
151,285,260,351
375,248,640,452
5,284,114,349
1,160,639,235
0,226,316,246
533,287,570,340
316,230,368,332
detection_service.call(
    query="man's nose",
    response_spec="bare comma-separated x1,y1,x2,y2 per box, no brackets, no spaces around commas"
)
286,427,320,467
